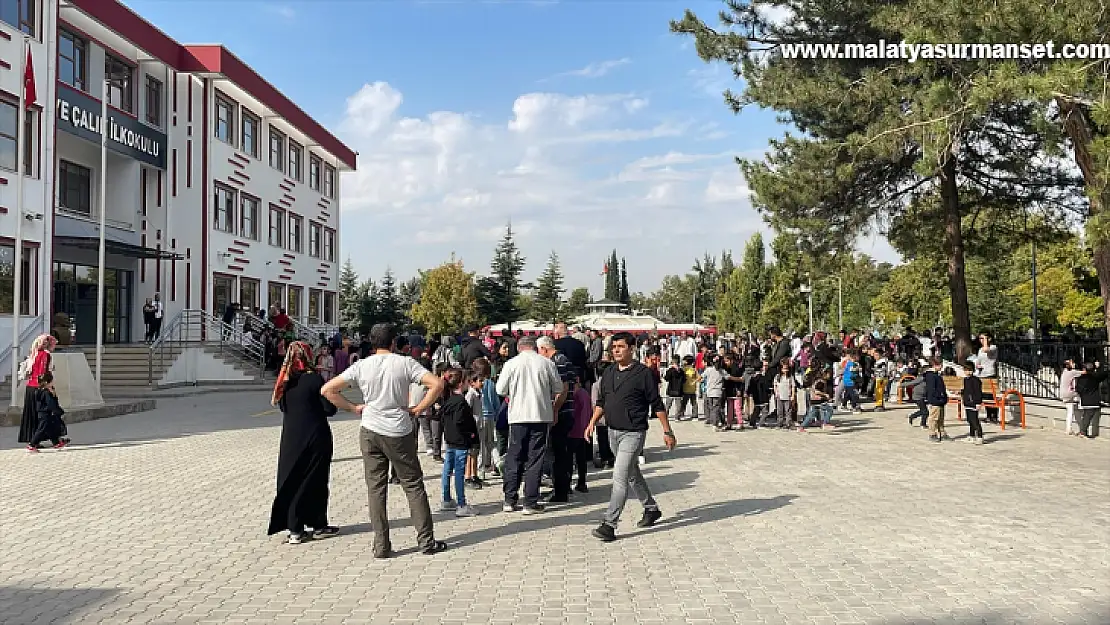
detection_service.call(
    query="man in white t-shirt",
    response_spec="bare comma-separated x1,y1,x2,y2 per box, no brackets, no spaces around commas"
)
322,323,446,558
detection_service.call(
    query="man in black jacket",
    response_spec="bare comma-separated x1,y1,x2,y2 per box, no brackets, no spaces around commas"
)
458,325,492,370
585,332,676,542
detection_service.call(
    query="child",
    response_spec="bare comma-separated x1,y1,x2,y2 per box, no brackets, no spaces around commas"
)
473,358,501,479
464,368,485,489
702,355,725,430
27,373,67,452
439,368,480,517
722,353,744,430
773,361,795,429
749,361,773,428
798,379,835,432
923,357,949,442
569,372,593,493
872,347,890,411
663,357,685,420
1075,361,1107,439
679,355,700,421
961,367,984,444
840,349,862,414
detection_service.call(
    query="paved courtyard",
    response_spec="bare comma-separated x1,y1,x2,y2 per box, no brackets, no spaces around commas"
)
2,392,1108,625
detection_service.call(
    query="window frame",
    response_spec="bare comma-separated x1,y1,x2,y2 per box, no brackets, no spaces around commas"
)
287,213,304,254
0,243,35,316
268,205,286,248
58,30,87,91
323,164,336,198
309,155,321,191
213,183,236,234
323,228,335,262
214,92,236,147
58,159,92,215
239,193,260,240
323,291,336,325
241,109,260,158
288,140,303,182
239,278,260,313
104,53,134,114
268,126,285,172
144,74,162,127
308,221,322,258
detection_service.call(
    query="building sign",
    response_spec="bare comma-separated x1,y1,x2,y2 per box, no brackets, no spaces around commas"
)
56,84,167,169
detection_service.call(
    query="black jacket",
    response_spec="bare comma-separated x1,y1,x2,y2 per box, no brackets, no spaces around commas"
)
458,336,492,371
769,339,791,369
441,394,479,448
595,361,665,432
924,371,948,406
663,366,685,397
961,375,983,408
1076,370,1108,408
747,371,772,405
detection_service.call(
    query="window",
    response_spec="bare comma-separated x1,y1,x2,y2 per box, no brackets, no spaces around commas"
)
105,54,134,113
0,0,36,37
58,160,91,215
324,164,336,198
309,156,321,191
0,100,33,174
288,214,303,253
59,30,87,91
323,229,335,262
215,93,235,145
240,195,259,240
240,278,260,313
308,290,321,324
242,110,259,158
269,126,285,171
144,75,162,127
323,292,336,325
309,222,322,258
268,282,285,311
0,244,34,315
214,185,235,233
287,286,302,319
268,206,285,247
212,274,234,317
288,140,303,181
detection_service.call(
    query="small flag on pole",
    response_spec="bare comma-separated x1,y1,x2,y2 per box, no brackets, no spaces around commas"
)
601,263,608,275
23,43,35,105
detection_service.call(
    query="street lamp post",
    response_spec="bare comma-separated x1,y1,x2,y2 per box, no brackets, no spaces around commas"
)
800,278,813,333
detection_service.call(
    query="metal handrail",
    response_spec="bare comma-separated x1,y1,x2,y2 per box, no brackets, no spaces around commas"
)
0,314,44,385
148,309,266,386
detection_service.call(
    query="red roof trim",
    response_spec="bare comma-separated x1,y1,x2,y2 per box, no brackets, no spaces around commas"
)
67,0,356,170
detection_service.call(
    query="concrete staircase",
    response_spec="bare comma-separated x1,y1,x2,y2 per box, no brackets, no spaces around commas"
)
70,344,266,397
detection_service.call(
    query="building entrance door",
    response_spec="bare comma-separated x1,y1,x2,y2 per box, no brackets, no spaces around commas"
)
53,263,133,344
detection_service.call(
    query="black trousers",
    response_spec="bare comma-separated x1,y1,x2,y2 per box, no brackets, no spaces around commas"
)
965,407,983,438
549,417,573,498
595,424,614,462
1079,407,1101,438
569,437,590,486
503,423,549,507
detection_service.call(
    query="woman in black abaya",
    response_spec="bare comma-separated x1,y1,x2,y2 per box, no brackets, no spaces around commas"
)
267,341,340,544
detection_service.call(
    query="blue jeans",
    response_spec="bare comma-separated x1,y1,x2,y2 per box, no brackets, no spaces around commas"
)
442,447,468,506
800,404,833,428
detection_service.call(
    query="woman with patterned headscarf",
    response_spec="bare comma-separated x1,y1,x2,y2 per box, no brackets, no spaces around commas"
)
267,341,340,544
18,334,59,445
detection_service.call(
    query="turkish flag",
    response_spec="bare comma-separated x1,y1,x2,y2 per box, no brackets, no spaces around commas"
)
601,263,608,275
23,43,35,105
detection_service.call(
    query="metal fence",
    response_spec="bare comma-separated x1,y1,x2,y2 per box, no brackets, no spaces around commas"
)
995,341,1110,405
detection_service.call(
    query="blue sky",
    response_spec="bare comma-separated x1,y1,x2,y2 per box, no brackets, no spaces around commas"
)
127,0,897,295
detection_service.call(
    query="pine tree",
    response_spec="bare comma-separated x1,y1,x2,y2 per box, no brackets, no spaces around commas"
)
604,250,620,301
532,251,565,324
490,222,526,326
377,269,401,325
398,277,420,328
619,258,630,306
357,279,379,334
337,258,361,333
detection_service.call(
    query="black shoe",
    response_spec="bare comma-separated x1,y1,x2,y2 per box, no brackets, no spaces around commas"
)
593,459,605,469
469,477,484,490
421,540,448,555
546,493,570,503
311,526,340,539
575,483,589,493
522,503,546,515
592,524,616,542
389,476,401,485
373,548,393,559
637,508,663,528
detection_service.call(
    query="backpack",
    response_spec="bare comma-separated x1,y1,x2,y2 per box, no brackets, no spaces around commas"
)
495,398,509,430
17,354,34,382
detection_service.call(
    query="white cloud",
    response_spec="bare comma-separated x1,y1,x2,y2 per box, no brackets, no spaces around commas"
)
543,58,631,81
264,4,296,20
334,81,873,293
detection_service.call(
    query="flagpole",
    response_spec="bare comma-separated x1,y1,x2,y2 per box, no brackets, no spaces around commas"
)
9,35,27,407
95,80,108,388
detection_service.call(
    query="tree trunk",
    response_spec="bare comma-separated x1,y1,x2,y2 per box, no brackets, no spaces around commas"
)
940,155,974,362
1057,96,1110,339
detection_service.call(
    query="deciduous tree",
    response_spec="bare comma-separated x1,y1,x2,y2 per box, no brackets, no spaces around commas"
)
411,261,479,336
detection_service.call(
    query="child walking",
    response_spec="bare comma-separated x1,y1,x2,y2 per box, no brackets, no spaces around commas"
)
679,355,700,421
702,355,725,430
773,361,795,429
749,361,773,428
473,358,501,479
27,373,68,452
439,368,480,517
961,368,984,444
464,369,485,489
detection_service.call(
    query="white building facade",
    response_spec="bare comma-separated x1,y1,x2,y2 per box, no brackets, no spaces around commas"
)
0,0,354,350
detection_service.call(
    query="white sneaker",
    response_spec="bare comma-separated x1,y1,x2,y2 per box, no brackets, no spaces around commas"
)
455,504,480,517
638,455,646,467
966,435,976,443
439,500,457,512
425,449,434,456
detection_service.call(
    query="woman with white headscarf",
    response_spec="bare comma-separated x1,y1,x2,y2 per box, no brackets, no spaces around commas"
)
18,335,59,445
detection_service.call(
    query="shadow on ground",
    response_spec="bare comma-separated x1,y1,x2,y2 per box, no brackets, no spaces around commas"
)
0,586,120,624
